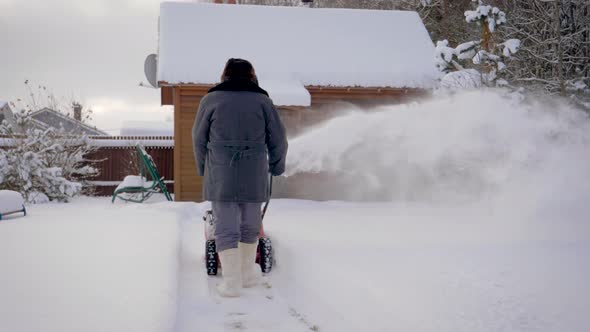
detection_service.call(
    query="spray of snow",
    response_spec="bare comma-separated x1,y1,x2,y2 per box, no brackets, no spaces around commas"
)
286,90,590,211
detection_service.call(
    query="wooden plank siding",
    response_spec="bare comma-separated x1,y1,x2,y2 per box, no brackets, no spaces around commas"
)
173,85,208,201
163,83,428,202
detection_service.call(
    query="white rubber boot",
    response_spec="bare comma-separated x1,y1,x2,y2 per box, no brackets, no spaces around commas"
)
217,248,242,297
239,242,262,288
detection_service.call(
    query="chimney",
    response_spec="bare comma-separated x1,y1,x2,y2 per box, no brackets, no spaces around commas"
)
214,0,237,3
72,102,82,122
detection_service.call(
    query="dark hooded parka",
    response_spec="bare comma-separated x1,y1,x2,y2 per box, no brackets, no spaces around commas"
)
192,78,288,202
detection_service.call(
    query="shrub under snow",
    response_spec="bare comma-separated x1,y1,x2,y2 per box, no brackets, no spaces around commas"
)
0,110,98,202
435,2,520,88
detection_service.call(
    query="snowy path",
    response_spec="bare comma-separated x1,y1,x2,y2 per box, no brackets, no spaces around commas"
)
172,202,318,332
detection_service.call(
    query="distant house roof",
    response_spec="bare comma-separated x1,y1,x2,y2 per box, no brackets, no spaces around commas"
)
0,101,11,126
157,2,438,105
30,108,108,136
119,121,174,136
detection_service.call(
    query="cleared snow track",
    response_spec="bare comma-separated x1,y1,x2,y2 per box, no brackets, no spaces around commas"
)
172,202,318,332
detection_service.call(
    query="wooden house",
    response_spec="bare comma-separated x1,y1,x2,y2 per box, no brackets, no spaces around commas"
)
154,2,438,202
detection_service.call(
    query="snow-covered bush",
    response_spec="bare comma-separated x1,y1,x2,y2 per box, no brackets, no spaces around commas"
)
440,69,483,89
435,1,520,88
0,110,98,202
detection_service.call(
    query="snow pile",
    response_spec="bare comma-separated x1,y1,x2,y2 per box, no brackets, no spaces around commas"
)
0,190,24,212
258,78,311,107
0,198,179,332
286,90,590,205
116,175,152,190
158,2,439,93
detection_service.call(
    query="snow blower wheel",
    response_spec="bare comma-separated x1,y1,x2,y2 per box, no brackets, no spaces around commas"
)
258,237,273,273
206,239,219,276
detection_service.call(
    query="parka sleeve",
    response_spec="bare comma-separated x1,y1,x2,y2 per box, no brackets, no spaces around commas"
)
264,101,288,176
192,97,211,176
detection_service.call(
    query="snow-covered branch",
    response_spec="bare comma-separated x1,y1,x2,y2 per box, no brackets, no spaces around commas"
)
0,110,99,202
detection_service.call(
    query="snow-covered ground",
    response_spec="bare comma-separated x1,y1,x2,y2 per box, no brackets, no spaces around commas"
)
0,197,179,332
1,91,589,331
1,196,588,332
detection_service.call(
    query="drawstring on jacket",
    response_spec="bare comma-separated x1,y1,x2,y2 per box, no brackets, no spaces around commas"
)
207,140,267,167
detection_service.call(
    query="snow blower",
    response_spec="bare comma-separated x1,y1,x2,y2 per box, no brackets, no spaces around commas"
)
203,176,274,276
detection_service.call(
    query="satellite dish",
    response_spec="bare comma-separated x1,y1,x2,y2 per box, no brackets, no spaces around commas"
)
144,54,158,88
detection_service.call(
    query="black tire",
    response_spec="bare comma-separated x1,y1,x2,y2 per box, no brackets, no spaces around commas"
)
206,240,218,276
258,237,273,273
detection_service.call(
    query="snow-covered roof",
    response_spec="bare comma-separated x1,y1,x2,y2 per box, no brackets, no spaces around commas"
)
31,108,108,136
258,79,311,107
0,100,7,109
120,121,174,136
157,2,438,101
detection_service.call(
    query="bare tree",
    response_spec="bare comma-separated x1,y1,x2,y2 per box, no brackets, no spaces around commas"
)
500,0,590,102
398,0,478,45
13,80,94,124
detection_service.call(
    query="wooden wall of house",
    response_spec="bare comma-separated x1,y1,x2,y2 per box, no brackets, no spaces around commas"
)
172,86,209,202
168,84,427,202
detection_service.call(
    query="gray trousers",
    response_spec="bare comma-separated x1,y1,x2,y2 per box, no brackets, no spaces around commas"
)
212,201,262,252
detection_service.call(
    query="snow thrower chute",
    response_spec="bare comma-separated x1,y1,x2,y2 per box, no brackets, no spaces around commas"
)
203,176,274,276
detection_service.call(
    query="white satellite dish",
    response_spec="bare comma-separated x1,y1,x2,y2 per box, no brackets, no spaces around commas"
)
144,54,158,88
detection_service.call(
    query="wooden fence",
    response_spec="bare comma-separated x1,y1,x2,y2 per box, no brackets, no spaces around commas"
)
86,136,175,196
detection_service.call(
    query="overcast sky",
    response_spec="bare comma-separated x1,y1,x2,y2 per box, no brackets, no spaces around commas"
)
0,0,185,134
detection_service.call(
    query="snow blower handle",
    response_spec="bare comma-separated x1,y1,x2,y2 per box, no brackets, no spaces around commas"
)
261,174,273,221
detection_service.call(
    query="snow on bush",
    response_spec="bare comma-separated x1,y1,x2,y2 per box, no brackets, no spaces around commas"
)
434,40,458,72
501,39,521,57
435,2,519,88
441,69,483,89
0,110,98,202
27,191,50,204
465,5,507,32
0,152,7,184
